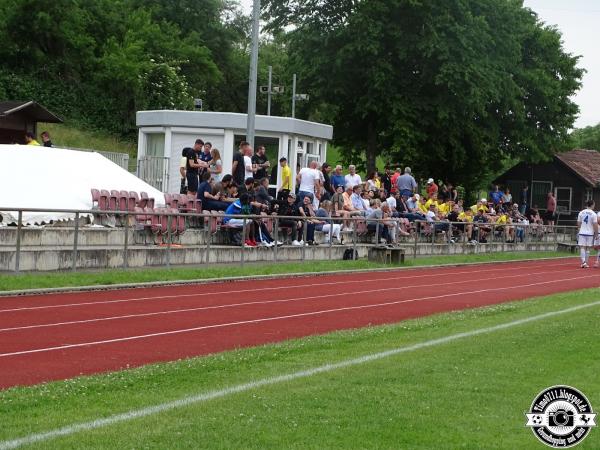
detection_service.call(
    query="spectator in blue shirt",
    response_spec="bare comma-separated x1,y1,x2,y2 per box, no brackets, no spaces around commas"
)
330,165,346,191
489,185,504,206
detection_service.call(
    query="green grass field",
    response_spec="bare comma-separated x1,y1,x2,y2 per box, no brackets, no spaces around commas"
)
1,287,599,449
0,251,568,292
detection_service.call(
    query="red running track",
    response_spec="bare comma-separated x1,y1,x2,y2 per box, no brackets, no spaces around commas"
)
0,258,598,389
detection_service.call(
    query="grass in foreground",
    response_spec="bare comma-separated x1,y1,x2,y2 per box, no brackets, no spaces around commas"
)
1,288,599,449
0,251,570,292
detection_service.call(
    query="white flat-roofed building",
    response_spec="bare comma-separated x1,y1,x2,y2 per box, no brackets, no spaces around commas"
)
136,110,333,193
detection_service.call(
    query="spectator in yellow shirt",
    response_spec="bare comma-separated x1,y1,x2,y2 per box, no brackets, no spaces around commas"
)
470,199,489,213
496,213,515,243
25,131,40,146
277,157,292,201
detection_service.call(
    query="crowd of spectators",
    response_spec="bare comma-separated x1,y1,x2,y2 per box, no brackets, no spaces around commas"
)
179,138,556,247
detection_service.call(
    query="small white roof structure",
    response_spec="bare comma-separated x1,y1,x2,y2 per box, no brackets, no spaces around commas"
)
137,111,333,140
0,145,164,225
136,110,333,193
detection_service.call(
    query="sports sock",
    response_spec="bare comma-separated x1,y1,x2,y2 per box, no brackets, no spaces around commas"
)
581,248,587,264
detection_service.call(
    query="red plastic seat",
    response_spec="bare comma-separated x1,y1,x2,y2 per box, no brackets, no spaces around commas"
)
109,190,119,211
91,189,101,208
100,190,112,211
140,191,155,209
118,190,129,212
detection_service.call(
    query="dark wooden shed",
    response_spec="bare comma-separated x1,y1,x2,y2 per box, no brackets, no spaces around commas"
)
494,149,600,219
0,101,63,144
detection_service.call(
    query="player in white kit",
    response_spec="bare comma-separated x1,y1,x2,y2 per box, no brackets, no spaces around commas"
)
577,200,597,268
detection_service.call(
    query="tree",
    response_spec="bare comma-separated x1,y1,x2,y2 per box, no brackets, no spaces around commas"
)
571,123,600,151
263,0,583,191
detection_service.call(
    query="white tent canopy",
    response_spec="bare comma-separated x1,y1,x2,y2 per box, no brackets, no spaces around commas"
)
0,145,165,225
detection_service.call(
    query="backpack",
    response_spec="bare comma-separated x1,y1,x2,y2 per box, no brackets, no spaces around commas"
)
343,248,358,260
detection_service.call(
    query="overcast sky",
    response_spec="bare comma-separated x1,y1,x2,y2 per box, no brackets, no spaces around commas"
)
240,0,599,128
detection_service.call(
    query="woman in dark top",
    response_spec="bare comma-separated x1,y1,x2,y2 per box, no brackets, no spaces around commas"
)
298,195,318,244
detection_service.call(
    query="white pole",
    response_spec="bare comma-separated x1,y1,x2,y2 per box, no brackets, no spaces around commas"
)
267,65,272,116
246,0,261,147
292,73,296,118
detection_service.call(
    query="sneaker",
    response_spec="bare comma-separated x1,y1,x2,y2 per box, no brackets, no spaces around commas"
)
292,240,302,246
594,262,600,268
276,241,283,246
581,263,589,269
244,239,256,247
250,239,258,246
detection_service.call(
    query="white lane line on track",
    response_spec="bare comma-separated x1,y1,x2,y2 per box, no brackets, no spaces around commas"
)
1,274,598,358
1,298,599,450
0,267,586,333
0,261,576,314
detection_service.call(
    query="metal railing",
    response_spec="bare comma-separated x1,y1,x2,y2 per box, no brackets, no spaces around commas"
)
137,156,170,192
0,206,578,273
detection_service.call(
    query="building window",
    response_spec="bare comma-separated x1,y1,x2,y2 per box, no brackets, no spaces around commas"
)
585,188,593,202
146,133,165,157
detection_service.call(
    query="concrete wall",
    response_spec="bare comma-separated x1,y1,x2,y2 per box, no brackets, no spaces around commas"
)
0,225,565,272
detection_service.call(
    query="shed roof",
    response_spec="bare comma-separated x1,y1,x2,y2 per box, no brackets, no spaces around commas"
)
555,149,600,187
0,101,63,123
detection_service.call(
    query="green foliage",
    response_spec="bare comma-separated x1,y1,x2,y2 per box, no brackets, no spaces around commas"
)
263,0,584,191
571,123,600,151
0,0,248,136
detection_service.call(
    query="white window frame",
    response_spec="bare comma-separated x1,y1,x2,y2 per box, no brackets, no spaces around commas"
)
554,186,572,214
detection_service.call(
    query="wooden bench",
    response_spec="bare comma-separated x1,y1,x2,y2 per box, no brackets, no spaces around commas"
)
368,246,405,264
557,242,577,254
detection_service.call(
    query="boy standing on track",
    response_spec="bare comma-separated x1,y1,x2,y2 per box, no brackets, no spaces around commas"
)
577,200,597,268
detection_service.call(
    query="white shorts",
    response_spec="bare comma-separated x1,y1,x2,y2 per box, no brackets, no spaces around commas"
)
578,234,594,247
226,218,246,227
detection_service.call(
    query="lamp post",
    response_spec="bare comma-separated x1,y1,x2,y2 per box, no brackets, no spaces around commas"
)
291,74,309,118
246,0,261,147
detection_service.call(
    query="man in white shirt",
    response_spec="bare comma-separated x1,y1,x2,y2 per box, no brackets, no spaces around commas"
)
297,161,320,205
243,144,254,180
344,165,362,188
577,200,598,268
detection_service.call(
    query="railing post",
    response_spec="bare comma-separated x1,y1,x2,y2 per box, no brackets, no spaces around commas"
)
302,218,307,261
431,221,435,254
14,210,22,273
328,218,333,261
123,211,129,269
413,220,419,259
352,218,357,260
205,213,211,264
241,217,246,266
166,211,171,268
273,217,279,262
72,212,80,272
